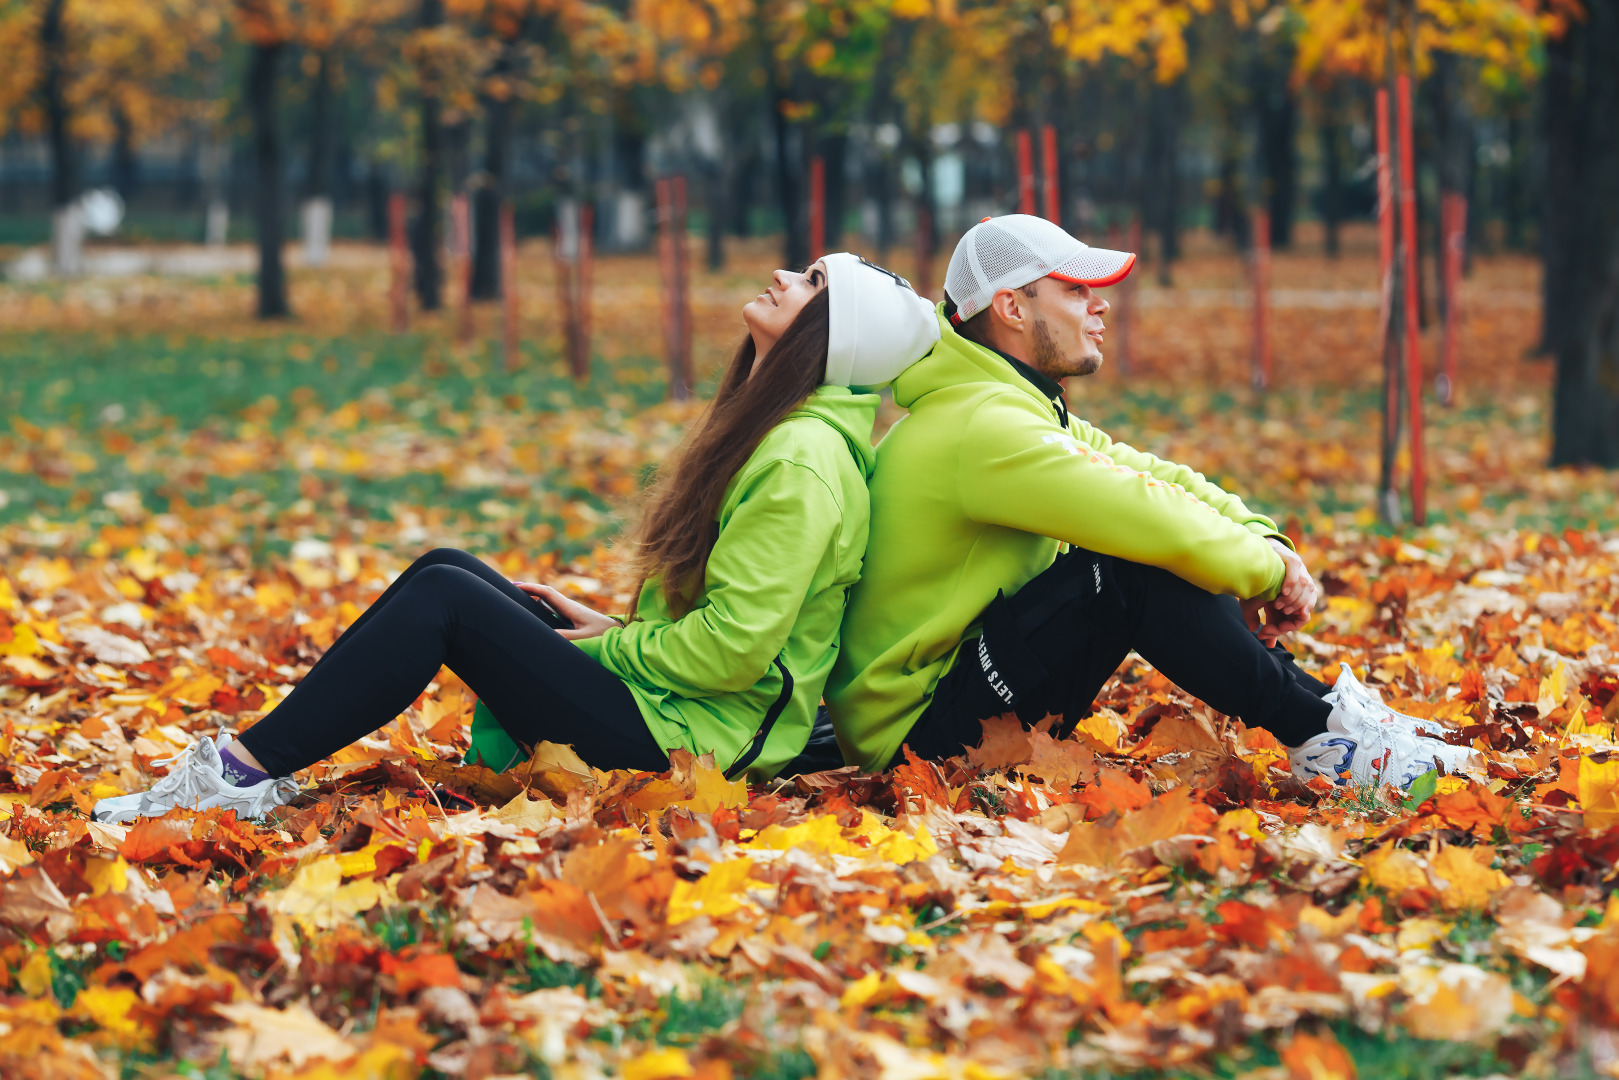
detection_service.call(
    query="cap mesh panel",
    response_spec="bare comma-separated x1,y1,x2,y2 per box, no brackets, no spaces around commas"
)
1051,248,1131,282
972,224,1045,284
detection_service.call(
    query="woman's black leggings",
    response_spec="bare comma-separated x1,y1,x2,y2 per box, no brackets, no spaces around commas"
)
235,548,669,777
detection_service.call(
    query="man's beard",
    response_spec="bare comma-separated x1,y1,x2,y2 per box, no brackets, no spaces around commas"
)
1031,315,1101,378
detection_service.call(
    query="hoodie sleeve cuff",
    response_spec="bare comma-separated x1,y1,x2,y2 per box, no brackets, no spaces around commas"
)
1245,519,1294,551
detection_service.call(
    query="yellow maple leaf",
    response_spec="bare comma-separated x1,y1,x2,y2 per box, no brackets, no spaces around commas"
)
1579,754,1619,829
622,1046,695,1080
0,621,42,658
265,857,395,931
1429,845,1510,912
1539,661,1569,719
665,858,755,925
1361,844,1428,896
71,986,150,1050
17,951,53,997
681,756,748,815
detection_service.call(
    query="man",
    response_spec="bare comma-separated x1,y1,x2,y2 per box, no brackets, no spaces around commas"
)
826,215,1478,789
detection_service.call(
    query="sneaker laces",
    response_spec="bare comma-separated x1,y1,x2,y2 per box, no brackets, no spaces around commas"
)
143,739,217,811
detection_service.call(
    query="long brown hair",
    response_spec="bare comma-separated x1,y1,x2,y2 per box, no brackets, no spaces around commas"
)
628,288,831,614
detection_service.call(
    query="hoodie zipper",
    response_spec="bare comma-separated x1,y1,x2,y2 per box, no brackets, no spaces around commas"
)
724,657,794,780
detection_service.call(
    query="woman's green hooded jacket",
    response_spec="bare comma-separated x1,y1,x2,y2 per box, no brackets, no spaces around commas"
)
476,386,875,780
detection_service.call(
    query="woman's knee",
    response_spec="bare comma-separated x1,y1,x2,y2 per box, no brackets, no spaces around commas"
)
401,562,482,605
414,547,477,572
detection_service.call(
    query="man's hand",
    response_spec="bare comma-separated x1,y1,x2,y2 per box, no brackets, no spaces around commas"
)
1268,537,1318,616
515,582,623,641
1243,539,1320,646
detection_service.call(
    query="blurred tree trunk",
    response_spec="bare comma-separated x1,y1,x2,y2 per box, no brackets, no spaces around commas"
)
111,106,138,203
822,128,846,251
1319,82,1344,258
1213,138,1246,248
1538,29,1575,358
41,0,81,274
413,0,444,310
705,156,726,270
773,85,807,269
1144,79,1183,284
869,134,896,263
248,42,289,318
1503,110,1530,251
366,163,389,240
470,44,516,299
1433,52,1473,316
1550,3,1619,467
1253,46,1297,248
729,132,757,238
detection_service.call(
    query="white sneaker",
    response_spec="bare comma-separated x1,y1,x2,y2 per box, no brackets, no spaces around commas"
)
1289,663,1483,790
92,734,299,824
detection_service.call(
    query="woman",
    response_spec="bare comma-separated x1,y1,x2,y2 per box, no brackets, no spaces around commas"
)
95,254,940,824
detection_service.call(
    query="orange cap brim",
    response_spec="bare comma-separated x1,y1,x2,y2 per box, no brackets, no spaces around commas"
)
1048,251,1137,289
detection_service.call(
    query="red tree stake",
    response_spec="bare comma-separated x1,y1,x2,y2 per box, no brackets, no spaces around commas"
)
809,155,826,260
658,177,693,400
1439,191,1466,406
1250,208,1272,391
1040,124,1060,225
388,192,409,333
578,202,594,380
451,193,473,345
915,204,935,301
500,201,520,372
1375,87,1401,523
1397,73,1425,525
553,200,588,382
1016,130,1035,216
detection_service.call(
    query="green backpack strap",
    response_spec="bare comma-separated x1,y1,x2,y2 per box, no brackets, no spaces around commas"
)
466,700,528,771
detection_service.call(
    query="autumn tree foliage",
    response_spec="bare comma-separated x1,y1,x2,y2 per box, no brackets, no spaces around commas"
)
0,0,218,271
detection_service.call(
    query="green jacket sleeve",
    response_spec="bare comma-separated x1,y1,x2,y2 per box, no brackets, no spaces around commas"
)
583,458,840,697
1072,419,1291,545
959,397,1286,601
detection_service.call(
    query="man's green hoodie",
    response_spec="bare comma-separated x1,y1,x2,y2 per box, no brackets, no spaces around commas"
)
826,312,1289,772
572,385,877,780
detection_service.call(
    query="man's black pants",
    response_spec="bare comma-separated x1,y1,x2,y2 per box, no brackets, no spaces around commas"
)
897,548,1334,764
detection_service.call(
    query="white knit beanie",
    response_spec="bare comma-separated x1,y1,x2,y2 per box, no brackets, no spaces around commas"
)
821,252,941,388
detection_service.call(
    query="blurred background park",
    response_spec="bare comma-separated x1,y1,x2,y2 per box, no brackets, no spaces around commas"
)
0,0,1613,575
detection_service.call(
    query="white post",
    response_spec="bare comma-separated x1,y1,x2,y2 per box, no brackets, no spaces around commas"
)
51,203,84,277
205,199,229,247
300,195,332,267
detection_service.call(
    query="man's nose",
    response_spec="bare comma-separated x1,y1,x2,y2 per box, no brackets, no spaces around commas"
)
1092,294,1110,316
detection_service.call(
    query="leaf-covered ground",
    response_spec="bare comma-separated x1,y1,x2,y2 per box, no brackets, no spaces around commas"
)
2,237,1617,1079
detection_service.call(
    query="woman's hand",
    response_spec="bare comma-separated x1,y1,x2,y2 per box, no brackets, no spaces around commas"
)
514,582,623,642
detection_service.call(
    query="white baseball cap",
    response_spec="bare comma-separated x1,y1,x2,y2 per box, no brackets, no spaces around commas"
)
822,252,941,388
943,214,1136,325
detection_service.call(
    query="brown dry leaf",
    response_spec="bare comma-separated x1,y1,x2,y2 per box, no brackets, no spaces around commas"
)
1058,786,1216,867
1022,730,1095,792
970,714,1034,770
0,866,75,940
1399,962,1515,1041
214,1001,357,1069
